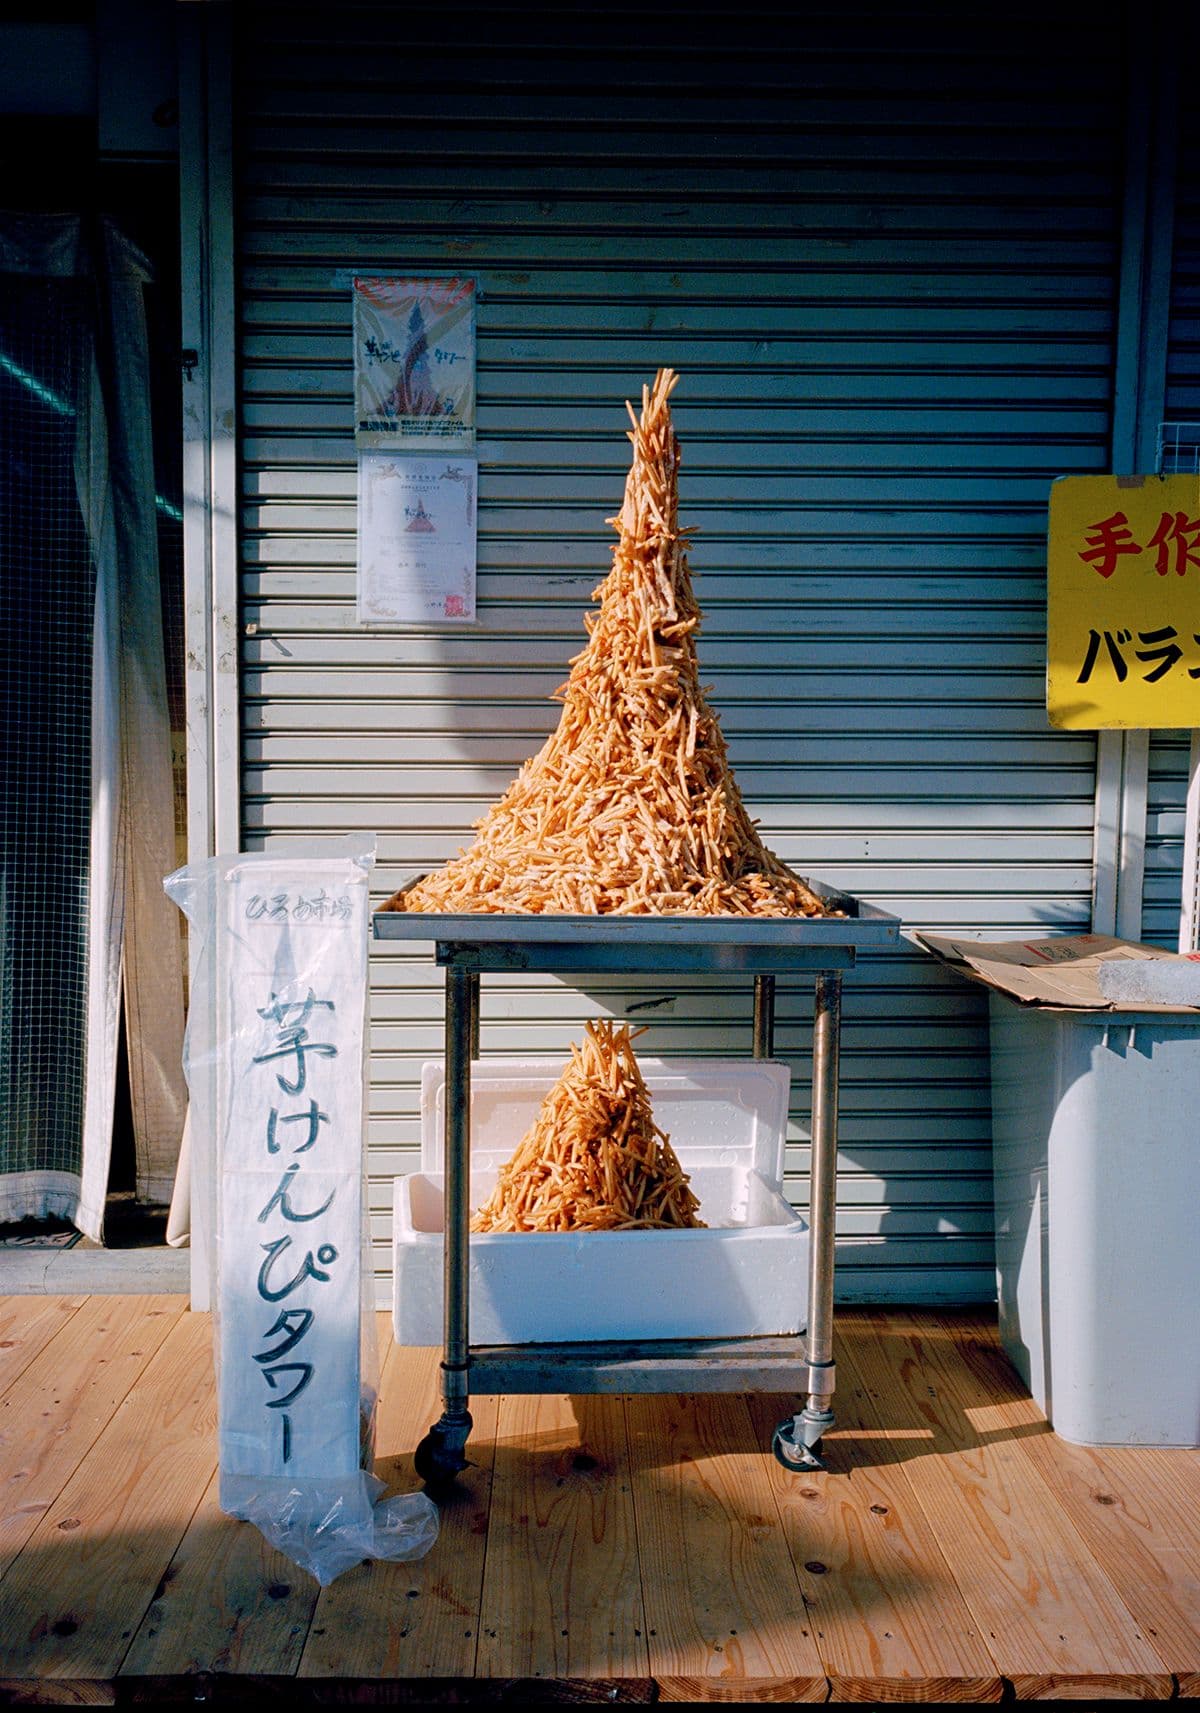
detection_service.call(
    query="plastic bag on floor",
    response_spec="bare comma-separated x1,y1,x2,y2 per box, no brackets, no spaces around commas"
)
165,836,438,1584
222,1473,439,1587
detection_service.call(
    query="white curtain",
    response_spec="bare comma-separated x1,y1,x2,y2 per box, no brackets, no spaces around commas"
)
0,212,186,1238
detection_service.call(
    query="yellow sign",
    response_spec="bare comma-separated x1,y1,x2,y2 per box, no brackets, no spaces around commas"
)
1048,475,1200,729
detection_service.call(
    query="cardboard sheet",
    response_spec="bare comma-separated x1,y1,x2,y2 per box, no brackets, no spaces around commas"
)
915,931,1200,1014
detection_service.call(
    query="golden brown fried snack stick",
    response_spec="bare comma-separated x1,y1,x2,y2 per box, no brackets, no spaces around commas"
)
388,368,828,918
471,1019,704,1233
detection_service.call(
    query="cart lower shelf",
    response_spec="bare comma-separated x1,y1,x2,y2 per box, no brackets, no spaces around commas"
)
462,1333,812,1394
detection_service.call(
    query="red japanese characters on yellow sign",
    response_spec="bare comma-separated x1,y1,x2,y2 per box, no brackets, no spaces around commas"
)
1047,475,1200,729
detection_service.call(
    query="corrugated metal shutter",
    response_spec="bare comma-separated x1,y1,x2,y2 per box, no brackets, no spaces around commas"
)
1144,106,1199,948
236,3,1125,1303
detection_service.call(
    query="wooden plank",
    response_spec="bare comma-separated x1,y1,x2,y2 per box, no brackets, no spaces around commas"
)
476,1392,645,1680
298,1343,499,1679
1003,1675,1171,1702
842,1312,1173,1701
117,1466,318,1678
119,1312,397,1678
655,1678,832,1703
2,1676,660,1706
0,1296,87,1397
0,1296,185,1579
0,1310,216,1682
625,1391,826,1696
939,1318,1200,1684
745,1349,1003,1701
0,1682,118,1705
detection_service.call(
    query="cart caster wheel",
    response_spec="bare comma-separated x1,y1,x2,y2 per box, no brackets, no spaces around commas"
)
414,1412,473,1488
772,1420,826,1473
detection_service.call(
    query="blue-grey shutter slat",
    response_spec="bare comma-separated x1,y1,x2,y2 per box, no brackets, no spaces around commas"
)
237,2,1124,1301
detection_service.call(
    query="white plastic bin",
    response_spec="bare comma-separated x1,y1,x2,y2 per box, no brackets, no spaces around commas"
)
989,993,1200,1446
393,1057,808,1345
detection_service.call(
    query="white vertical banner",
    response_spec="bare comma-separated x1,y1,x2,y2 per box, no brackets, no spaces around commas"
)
215,851,372,1483
166,837,440,1585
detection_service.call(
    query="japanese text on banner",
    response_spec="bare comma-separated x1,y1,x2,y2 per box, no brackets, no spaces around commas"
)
1047,474,1200,729
219,873,366,1482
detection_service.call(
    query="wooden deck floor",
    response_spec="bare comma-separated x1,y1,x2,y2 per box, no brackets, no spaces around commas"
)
0,1297,1197,1704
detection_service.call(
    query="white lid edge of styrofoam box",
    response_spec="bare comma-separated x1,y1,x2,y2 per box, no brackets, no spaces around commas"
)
419,1057,790,1187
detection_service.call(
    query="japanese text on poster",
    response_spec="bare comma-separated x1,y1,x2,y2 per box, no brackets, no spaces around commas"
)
352,276,475,450
357,453,477,624
1047,475,1200,729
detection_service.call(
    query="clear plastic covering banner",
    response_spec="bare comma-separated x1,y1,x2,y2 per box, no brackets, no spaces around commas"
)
165,838,438,1584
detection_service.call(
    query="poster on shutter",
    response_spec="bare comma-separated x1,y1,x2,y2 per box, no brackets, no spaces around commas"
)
352,276,475,450
357,452,477,623
1048,474,1200,729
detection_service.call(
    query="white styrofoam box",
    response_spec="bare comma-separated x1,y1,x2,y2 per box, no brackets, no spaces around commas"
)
990,995,1200,1447
393,1057,808,1345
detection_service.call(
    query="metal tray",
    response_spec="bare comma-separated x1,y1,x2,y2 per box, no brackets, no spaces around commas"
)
373,874,900,972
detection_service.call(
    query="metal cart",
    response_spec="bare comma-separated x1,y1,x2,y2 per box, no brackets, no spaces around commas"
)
374,879,900,1481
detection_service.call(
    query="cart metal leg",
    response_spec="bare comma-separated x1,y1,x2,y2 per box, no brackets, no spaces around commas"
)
467,969,480,1059
414,965,475,1485
752,972,775,1060
774,969,842,1472
415,958,844,1481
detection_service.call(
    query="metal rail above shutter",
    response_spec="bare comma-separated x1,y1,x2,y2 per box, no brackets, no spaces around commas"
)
234,3,1129,1304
